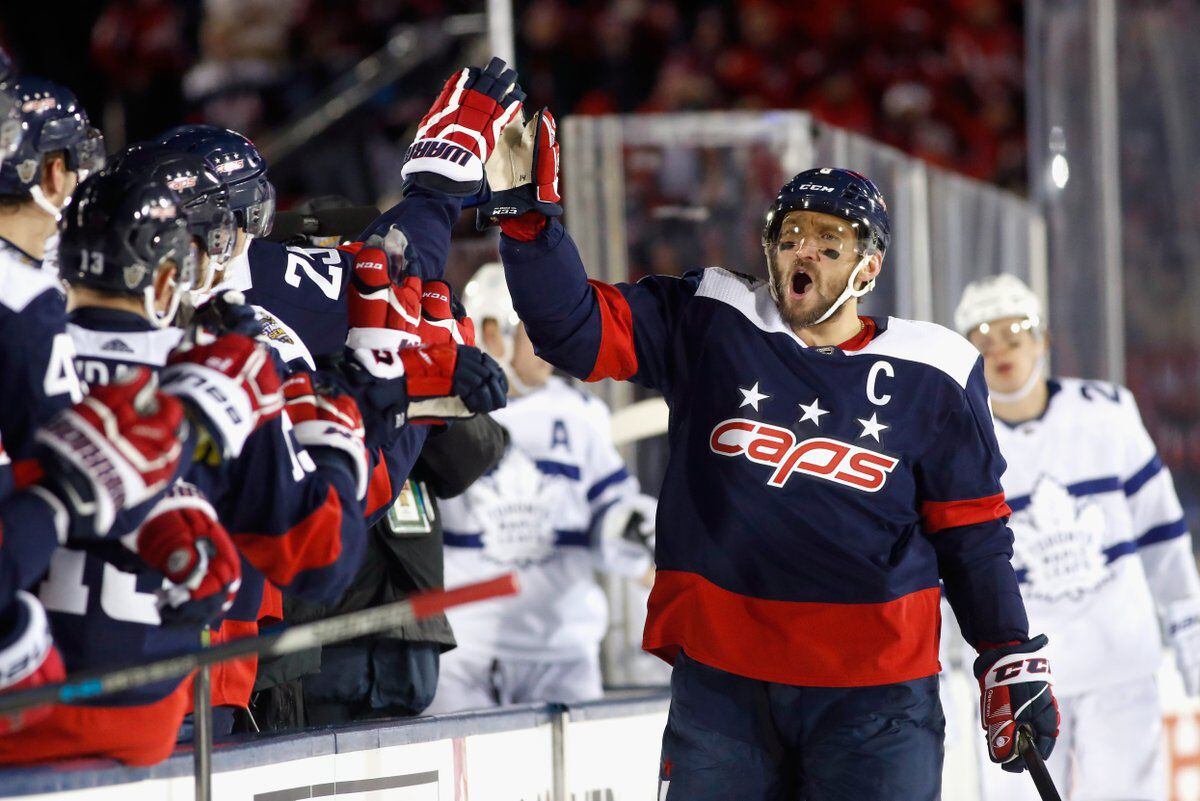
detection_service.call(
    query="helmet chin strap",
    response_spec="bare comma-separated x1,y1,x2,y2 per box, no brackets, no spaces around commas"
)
28,185,66,223
144,277,190,330
989,353,1047,404
812,252,876,326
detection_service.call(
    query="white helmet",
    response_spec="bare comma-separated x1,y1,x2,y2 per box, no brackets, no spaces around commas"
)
954,273,1042,336
463,262,534,394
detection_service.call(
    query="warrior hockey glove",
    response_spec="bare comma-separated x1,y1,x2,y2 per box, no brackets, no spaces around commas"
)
418,280,476,346
0,592,65,735
1166,597,1200,696
282,371,369,500
480,107,562,230
345,228,423,352
161,333,284,460
129,485,241,625
974,634,1060,773
402,57,526,197
34,368,186,539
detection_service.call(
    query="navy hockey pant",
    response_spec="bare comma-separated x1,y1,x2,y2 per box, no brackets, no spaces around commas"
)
658,652,944,801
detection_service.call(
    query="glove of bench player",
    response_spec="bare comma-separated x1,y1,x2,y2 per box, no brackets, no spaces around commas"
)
404,343,508,423
401,57,526,197
1165,597,1200,696
33,368,186,540
345,228,423,352
190,289,264,338
418,280,476,346
282,371,369,500
125,485,241,625
479,107,562,234
161,333,284,460
0,591,65,734
973,633,1060,773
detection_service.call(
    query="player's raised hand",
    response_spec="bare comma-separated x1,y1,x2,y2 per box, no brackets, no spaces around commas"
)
973,634,1060,773
191,289,263,338
282,371,369,499
401,57,526,197
161,333,284,459
418,280,476,346
34,368,186,539
132,485,241,625
345,228,423,353
479,107,562,233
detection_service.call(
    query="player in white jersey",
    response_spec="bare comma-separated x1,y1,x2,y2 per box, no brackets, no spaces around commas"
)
954,274,1200,801
425,264,654,713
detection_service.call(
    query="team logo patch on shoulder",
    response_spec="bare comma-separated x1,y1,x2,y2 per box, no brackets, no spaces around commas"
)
709,417,898,492
101,338,134,353
260,314,294,345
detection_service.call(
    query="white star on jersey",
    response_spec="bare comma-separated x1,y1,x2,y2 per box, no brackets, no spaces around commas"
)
857,413,888,442
738,382,769,412
798,398,828,426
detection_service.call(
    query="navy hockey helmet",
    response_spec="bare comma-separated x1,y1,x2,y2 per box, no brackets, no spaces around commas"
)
762,168,890,255
158,124,275,238
59,167,195,304
107,143,236,264
0,76,105,200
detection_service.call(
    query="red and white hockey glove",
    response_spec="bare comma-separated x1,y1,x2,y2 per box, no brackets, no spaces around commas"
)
405,343,508,423
418,280,476,346
974,634,1060,773
0,592,66,735
402,57,526,197
161,333,284,459
345,228,423,354
34,368,185,539
480,108,562,234
282,371,369,500
128,484,241,625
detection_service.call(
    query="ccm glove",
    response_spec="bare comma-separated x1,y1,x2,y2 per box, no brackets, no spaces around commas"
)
974,634,1060,773
1166,597,1200,696
345,228,423,353
127,484,241,625
402,57,525,197
34,368,185,539
480,107,562,230
161,333,284,459
405,344,507,423
0,592,66,735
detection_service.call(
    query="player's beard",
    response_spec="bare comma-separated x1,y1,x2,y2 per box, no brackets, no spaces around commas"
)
768,255,841,330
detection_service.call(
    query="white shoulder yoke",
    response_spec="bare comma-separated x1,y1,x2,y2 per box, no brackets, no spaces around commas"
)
695,267,809,346
0,252,60,314
854,317,979,389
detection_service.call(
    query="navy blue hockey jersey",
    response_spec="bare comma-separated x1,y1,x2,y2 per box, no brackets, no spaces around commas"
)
502,220,1029,688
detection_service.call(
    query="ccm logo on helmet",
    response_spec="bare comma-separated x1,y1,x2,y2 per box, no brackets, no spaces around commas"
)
709,418,898,492
794,183,835,192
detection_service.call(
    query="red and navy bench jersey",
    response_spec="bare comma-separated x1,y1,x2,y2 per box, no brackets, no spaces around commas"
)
240,189,462,520
502,219,1029,688
44,308,366,704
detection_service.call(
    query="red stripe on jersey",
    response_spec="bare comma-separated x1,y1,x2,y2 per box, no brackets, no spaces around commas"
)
642,570,941,687
586,280,638,382
922,492,1011,533
203,618,259,709
232,485,344,587
365,450,394,520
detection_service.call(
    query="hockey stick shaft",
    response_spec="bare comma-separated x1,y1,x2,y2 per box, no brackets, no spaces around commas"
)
1018,728,1062,801
0,574,519,717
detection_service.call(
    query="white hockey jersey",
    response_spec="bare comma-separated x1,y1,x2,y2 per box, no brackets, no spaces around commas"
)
440,377,651,662
993,377,1200,695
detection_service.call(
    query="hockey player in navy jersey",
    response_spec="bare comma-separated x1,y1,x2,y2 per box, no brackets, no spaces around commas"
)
156,58,521,517
954,274,1200,800
487,111,1058,800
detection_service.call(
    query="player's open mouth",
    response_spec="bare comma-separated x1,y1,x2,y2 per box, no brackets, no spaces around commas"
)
790,271,813,298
